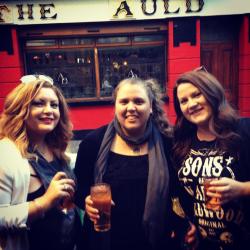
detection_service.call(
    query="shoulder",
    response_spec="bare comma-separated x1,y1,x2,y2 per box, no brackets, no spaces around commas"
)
77,125,108,152
237,118,250,138
0,138,24,161
161,134,173,148
0,138,29,174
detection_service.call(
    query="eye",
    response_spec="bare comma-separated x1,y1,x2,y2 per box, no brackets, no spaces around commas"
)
31,100,44,107
179,98,187,105
193,92,201,98
51,103,59,109
134,98,145,105
119,99,128,105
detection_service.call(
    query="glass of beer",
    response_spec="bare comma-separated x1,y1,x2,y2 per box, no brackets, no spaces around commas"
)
60,174,76,214
204,177,221,211
90,183,112,232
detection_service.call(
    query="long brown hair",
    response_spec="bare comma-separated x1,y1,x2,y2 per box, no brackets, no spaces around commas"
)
0,80,73,163
173,70,240,168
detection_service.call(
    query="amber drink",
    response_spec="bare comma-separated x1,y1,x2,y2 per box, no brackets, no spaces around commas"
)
204,178,221,211
91,183,111,232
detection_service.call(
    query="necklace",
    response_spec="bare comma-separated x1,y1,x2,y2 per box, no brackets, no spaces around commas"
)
125,141,142,154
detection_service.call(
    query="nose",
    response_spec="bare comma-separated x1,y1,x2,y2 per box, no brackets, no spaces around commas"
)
43,103,53,113
188,99,198,109
127,101,136,111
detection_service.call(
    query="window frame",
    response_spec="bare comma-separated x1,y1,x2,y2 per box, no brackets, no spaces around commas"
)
20,21,168,104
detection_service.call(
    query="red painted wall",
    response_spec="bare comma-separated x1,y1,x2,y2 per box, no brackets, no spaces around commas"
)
167,19,201,124
239,15,250,117
0,28,24,110
70,105,114,130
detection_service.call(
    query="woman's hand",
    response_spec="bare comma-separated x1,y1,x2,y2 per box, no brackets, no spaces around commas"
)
184,222,199,250
85,195,115,224
207,177,250,204
38,171,75,211
85,195,99,224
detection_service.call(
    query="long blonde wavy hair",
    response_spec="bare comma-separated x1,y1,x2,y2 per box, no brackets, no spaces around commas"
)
0,80,73,163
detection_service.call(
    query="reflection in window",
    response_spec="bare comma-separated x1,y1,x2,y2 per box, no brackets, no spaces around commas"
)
98,46,166,97
26,39,56,47
26,49,96,99
61,38,94,46
133,35,165,42
97,36,129,44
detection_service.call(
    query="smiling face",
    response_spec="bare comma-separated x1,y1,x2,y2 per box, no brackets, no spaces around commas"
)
177,82,213,130
25,87,60,138
115,83,152,137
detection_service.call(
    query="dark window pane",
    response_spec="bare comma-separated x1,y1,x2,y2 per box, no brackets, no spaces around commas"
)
61,38,94,46
26,49,96,99
97,36,129,44
133,35,165,42
98,45,166,97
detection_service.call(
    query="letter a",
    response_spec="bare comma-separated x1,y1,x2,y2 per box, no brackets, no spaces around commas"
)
113,1,133,18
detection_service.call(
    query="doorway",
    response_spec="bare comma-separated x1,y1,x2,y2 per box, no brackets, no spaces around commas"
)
201,16,241,108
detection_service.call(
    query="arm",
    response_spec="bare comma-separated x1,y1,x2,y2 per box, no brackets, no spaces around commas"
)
74,127,106,209
28,171,75,222
207,178,250,204
0,141,30,229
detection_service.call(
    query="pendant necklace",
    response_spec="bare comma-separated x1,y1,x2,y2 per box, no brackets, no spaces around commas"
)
125,141,142,154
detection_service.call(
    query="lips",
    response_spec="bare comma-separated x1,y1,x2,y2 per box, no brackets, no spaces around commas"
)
189,107,203,116
40,117,54,124
126,115,138,122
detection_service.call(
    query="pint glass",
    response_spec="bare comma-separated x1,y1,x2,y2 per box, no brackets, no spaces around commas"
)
204,177,221,211
91,183,111,232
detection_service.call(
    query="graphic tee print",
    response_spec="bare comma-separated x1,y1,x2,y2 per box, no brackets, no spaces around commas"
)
178,137,247,248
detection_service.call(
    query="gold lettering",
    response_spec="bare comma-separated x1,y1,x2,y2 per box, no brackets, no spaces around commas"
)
16,4,33,20
113,1,133,18
39,4,57,20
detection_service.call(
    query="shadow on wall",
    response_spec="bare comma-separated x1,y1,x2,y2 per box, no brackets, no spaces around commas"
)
66,140,81,169
66,129,93,169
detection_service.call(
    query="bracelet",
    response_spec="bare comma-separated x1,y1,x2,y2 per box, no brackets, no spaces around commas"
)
33,199,45,219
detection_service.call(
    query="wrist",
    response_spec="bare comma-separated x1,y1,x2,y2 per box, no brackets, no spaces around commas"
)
242,181,250,196
33,198,45,218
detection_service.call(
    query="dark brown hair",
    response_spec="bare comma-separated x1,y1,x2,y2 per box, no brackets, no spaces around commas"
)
172,70,240,168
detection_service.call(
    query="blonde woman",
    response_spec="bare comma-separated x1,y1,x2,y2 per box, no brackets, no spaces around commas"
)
0,75,80,250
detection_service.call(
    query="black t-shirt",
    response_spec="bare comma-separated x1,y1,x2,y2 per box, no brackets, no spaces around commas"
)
178,135,250,249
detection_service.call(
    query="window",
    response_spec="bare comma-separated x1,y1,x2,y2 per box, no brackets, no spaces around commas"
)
22,23,167,103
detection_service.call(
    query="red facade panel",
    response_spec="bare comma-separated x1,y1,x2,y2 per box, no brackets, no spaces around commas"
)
0,83,18,97
0,67,23,83
70,106,114,130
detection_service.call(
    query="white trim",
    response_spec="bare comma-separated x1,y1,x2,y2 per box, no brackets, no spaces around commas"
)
0,0,249,25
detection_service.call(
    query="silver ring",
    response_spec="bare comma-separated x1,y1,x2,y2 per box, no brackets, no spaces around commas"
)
64,184,68,191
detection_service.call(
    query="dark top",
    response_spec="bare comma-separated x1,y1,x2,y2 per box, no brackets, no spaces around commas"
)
177,118,250,250
74,125,176,250
27,158,81,250
104,152,151,250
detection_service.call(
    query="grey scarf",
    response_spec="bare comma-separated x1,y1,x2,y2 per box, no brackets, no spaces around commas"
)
94,118,170,248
